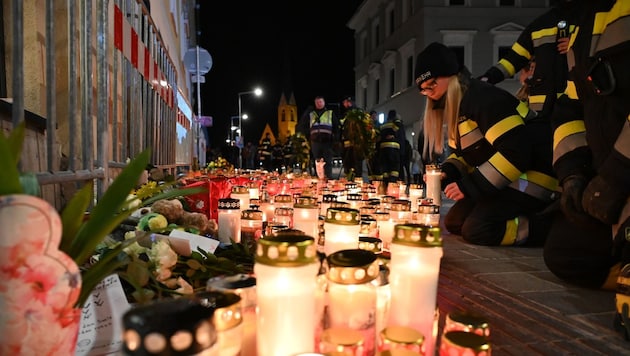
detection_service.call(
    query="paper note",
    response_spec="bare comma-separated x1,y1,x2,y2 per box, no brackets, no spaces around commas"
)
169,229,220,254
75,274,130,356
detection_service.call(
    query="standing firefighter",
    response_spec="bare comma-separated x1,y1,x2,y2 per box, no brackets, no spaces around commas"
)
379,110,404,183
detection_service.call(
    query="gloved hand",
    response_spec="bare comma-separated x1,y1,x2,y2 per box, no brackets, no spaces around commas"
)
560,175,599,226
582,175,627,225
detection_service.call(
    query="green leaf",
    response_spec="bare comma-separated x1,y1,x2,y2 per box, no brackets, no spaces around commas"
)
60,182,93,253
69,149,152,264
0,122,25,195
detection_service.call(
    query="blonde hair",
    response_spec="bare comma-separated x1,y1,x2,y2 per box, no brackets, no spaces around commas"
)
422,76,462,161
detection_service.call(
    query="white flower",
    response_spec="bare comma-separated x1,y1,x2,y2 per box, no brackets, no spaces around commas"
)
149,240,177,282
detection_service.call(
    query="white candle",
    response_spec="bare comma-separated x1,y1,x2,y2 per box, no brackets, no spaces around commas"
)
231,185,250,212
217,198,241,244
323,207,361,256
293,196,320,239
374,212,395,252
387,224,443,356
255,234,319,356
425,165,442,207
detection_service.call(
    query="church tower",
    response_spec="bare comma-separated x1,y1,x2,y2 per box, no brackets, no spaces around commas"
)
277,92,297,144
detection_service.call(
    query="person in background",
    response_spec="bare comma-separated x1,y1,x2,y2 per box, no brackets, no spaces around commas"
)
298,96,341,180
368,110,382,181
242,141,257,170
379,110,405,184
258,133,272,171
401,139,412,184
271,139,285,172
340,96,366,180
540,0,630,339
478,0,580,120
415,42,558,247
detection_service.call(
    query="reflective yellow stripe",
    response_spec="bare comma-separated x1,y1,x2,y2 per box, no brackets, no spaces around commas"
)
528,95,546,104
458,119,478,136
501,218,518,246
593,1,630,54
477,155,516,188
516,101,529,118
486,115,524,145
553,120,586,150
380,142,400,149
565,81,579,99
498,58,516,77
488,153,521,182
531,26,557,41
511,42,531,61
520,171,559,192
553,132,587,164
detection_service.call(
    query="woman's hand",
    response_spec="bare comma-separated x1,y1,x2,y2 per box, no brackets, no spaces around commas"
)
444,182,465,200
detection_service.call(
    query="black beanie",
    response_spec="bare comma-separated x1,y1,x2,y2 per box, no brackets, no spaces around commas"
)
414,42,460,86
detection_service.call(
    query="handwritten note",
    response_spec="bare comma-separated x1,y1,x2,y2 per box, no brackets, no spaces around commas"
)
75,274,130,356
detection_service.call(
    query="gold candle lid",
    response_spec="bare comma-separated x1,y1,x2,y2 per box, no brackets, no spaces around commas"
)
326,249,379,284
325,207,360,225
255,233,317,267
447,311,490,332
194,291,243,331
381,195,395,204
380,325,424,346
393,223,442,247
358,236,382,253
321,326,364,347
391,199,412,211
241,209,263,220
323,194,338,203
231,185,249,194
218,198,240,210
374,211,391,221
294,196,318,208
442,331,490,354
274,194,293,204
347,193,362,201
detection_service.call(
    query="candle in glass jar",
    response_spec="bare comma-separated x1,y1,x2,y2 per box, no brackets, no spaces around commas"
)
378,326,424,353
388,224,443,356
407,184,424,212
231,185,250,212
425,165,442,207
273,207,294,229
194,291,243,356
293,196,320,239
255,234,320,356
439,331,490,356
374,212,395,252
320,194,338,216
324,249,380,355
241,208,263,252
323,207,361,256
217,198,241,244
444,311,490,338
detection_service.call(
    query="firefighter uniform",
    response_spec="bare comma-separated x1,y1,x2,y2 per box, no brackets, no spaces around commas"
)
480,2,579,118
379,110,404,184
543,1,630,336
415,42,559,247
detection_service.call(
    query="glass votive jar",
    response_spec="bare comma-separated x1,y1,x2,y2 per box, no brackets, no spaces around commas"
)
217,198,241,244
358,236,382,254
122,298,217,355
388,224,443,356
319,327,365,355
378,326,424,353
439,331,491,356
374,211,395,252
321,194,338,216
407,184,424,211
194,291,243,356
255,233,320,356
248,181,260,200
273,207,294,229
444,311,490,338
323,207,361,256
390,199,412,224
293,196,320,239
325,249,380,355
241,208,263,252
425,164,442,207
206,273,258,355
359,216,379,238
386,182,400,198
380,195,395,211
274,193,294,208
416,203,440,227
347,193,363,210
345,182,359,194
231,185,250,212
360,205,377,217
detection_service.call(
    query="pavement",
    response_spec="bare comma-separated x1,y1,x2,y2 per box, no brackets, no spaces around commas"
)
435,199,630,355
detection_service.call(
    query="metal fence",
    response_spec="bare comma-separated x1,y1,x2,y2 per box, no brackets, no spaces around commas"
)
1,0,189,209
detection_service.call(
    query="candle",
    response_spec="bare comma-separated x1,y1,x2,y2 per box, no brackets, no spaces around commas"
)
387,224,443,356
241,208,263,252
439,331,491,356
323,207,361,256
273,207,294,229
293,196,320,239
320,194,338,216
416,203,440,227
255,234,319,356
374,212,395,252
231,185,250,212
444,311,490,338
217,198,241,244
378,326,424,353
390,199,412,224
425,165,442,207
194,291,243,356
324,249,380,355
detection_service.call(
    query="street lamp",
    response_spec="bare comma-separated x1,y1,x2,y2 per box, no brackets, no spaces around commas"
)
237,87,263,147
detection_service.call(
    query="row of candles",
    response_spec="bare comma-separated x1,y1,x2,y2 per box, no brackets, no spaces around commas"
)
122,168,491,355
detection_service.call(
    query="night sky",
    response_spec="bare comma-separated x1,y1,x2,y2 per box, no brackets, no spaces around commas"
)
197,1,361,149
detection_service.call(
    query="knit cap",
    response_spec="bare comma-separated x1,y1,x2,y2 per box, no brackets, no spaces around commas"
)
414,42,460,86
